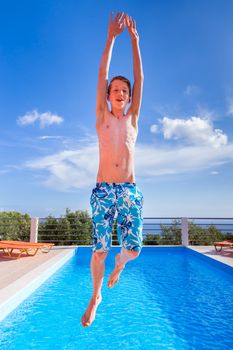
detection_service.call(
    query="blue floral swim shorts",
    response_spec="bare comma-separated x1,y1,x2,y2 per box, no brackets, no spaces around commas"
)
90,182,143,253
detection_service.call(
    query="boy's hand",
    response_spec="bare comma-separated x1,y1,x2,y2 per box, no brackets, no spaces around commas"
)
108,12,125,39
125,14,139,41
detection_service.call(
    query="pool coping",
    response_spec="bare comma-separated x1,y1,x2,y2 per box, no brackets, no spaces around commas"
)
0,247,76,322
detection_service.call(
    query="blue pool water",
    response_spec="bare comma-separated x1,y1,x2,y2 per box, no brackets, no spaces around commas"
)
0,247,233,350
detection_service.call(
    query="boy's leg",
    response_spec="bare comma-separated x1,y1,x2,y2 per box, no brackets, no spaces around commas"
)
81,252,107,326
108,248,139,288
108,183,143,288
81,183,116,326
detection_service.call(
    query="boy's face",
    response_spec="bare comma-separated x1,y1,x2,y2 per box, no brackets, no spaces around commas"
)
108,79,130,110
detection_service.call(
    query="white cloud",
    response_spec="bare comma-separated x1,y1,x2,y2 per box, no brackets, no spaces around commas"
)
25,143,99,190
17,110,64,128
160,116,227,148
0,169,11,175
184,85,201,96
24,137,233,190
210,171,219,175
196,106,215,120
150,124,159,133
38,136,64,140
0,165,21,175
228,97,233,116
135,143,233,178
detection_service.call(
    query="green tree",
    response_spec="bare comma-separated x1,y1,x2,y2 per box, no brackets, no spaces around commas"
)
1,211,232,246
0,211,31,241
38,209,92,245
64,209,92,245
39,216,70,245
160,219,181,245
189,222,227,245
143,233,160,245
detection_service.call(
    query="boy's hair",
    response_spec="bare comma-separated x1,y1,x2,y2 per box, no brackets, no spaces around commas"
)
107,76,131,97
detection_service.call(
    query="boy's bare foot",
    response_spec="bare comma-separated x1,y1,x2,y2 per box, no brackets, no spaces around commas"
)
81,295,102,327
108,253,125,288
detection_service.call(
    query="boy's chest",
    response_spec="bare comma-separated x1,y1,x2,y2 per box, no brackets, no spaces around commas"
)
97,115,137,144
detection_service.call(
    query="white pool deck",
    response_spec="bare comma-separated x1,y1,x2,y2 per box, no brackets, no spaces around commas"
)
0,245,232,322
0,246,76,322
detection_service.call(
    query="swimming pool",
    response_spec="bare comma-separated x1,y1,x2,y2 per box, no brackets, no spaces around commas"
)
0,247,233,350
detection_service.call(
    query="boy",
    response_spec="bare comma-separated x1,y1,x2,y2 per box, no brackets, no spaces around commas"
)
81,12,144,327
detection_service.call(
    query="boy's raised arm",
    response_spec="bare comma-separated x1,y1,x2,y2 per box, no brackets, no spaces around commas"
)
96,12,125,125
126,15,144,121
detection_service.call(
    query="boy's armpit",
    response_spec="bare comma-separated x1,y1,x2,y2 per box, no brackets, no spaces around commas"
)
96,104,109,126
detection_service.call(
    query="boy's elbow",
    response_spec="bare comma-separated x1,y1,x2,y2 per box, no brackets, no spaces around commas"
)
134,74,144,84
140,69,144,80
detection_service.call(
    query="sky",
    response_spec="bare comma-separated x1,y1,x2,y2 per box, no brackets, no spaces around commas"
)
1,0,233,218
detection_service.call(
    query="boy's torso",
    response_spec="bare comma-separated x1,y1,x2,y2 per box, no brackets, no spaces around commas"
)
96,110,138,183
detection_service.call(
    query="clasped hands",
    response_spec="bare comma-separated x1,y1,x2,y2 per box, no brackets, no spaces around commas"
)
108,12,139,41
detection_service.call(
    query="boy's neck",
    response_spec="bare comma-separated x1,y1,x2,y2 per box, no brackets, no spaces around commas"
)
110,108,126,119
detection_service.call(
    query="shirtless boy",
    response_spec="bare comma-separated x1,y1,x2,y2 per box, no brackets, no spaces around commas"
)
81,12,144,327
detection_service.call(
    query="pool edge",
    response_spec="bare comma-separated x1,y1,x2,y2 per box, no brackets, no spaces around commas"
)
0,247,76,322
187,246,233,275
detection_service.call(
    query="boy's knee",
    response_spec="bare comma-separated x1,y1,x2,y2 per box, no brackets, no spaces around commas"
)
92,251,108,262
123,248,140,259
131,250,140,259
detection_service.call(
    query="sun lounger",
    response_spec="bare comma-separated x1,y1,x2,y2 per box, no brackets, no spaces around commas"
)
0,240,54,249
0,241,54,259
213,239,233,252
